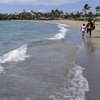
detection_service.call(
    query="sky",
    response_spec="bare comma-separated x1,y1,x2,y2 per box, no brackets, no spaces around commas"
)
0,0,100,13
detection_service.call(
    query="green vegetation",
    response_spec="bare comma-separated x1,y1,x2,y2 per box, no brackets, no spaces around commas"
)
0,4,100,21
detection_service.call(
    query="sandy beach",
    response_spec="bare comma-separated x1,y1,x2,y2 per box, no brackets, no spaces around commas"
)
40,19,100,49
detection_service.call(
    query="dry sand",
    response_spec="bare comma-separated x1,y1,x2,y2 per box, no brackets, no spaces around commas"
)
41,19,100,49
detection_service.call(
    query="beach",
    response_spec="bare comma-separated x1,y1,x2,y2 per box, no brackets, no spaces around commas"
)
42,19,100,49
0,20,100,100
42,19,100,100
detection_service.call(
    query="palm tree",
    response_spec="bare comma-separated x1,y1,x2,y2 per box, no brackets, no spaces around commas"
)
82,4,91,20
95,6,100,15
83,4,91,15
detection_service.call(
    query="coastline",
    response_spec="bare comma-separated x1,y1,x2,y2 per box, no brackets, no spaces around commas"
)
36,19,100,49
0,20,100,99
0,21,89,100
36,20,100,100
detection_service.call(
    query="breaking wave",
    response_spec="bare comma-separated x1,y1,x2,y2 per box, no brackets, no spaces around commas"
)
0,44,30,73
49,23,69,40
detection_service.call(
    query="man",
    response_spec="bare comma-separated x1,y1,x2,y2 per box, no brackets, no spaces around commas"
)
86,19,95,38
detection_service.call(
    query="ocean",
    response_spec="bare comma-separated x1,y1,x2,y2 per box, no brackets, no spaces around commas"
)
0,21,89,100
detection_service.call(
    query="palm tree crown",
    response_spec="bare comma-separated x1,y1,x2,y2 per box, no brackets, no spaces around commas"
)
83,4,91,15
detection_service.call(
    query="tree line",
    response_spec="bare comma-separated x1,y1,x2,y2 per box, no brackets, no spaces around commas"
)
0,4,100,20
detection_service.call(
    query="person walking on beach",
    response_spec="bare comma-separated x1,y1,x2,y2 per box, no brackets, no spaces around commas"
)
86,19,95,38
80,24,86,37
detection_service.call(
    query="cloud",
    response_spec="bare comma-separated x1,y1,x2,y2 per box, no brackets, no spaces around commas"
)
0,0,80,5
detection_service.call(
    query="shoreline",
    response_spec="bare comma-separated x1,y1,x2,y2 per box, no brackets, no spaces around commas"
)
50,20,100,100
0,20,100,99
10,19,100,49
38,20,100,100
34,19,100,49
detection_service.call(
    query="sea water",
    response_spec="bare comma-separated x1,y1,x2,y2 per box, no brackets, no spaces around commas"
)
0,21,89,100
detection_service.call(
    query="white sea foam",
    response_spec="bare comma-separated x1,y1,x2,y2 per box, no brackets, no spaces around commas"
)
0,45,30,73
50,64,89,100
49,23,69,40
67,64,89,100
0,45,30,63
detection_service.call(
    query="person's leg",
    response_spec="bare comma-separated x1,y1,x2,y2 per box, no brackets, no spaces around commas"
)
89,30,92,38
87,29,89,37
82,31,84,37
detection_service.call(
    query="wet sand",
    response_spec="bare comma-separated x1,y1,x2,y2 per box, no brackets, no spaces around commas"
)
76,40,100,100
64,26,100,100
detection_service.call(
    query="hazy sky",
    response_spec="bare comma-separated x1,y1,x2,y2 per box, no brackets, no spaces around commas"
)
0,0,99,13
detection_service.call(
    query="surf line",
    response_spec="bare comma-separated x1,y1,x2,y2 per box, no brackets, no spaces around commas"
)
48,23,69,40
0,44,30,74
